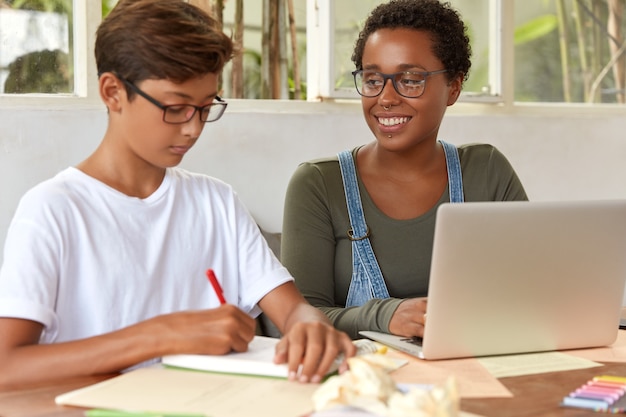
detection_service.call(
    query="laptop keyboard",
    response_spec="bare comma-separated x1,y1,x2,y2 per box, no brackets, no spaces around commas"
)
400,336,423,346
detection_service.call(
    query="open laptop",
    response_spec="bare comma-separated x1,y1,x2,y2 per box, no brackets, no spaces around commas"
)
360,199,626,360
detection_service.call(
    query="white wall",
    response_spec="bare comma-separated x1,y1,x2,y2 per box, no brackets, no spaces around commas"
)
2,101,626,296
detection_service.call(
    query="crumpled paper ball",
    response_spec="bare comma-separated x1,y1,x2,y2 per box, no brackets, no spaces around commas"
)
312,354,459,417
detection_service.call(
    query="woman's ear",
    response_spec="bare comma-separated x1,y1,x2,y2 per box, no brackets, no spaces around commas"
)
446,74,463,106
99,72,125,112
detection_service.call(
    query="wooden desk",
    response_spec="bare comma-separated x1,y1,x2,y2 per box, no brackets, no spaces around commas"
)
462,362,626,417
2,363,626,417
0,375,112,417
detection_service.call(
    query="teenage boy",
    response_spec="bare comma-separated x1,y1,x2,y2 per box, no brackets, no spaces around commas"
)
0,0,355,389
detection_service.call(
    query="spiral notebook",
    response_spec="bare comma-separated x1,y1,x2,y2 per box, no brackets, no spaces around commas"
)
162,335,329,378
162,336,395,378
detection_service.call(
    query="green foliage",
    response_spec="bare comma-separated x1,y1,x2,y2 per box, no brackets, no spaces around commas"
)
242,49,262,99
8,0,71,14
4,49,71,93
287,77,306,100
514,14,558,46
461,17,489,95
5,0,73,94
512,14,562,101
102,0,116,17
515,30,563,102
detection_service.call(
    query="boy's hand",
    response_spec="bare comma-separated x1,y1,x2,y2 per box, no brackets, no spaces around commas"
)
154,304,256,355
0,304,257,389
273,321,356,383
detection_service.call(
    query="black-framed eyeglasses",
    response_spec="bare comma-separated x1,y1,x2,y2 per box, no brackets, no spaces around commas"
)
117,75,227,124
352,69,450,98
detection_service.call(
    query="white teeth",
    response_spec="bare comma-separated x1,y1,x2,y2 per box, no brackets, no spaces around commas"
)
378,117,409,126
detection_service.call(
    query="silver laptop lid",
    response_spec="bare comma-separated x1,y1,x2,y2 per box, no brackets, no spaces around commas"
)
420,200,626,360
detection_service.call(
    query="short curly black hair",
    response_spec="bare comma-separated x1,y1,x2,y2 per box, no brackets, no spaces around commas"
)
352,0,472,83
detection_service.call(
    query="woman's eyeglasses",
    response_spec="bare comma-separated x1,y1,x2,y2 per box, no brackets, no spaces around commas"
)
352,69,450,98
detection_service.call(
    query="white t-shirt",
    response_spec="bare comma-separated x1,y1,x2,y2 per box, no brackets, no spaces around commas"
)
0,167,293,344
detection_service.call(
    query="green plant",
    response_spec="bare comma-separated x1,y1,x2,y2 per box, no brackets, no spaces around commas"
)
513,1,626,103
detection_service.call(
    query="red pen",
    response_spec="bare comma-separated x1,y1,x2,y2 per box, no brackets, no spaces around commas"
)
206,269,227,305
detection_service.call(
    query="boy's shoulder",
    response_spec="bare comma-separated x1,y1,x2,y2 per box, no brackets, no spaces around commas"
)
20,167,85,204
18,167,235,211
9,167,92,225
167,167,234,195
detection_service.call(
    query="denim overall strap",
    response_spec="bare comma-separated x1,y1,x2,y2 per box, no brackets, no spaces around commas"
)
338,143,463,307
337,150,390,307
440,140,465,203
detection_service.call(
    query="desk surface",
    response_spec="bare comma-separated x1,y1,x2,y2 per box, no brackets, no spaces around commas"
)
462,361,626,417
2,363,626,417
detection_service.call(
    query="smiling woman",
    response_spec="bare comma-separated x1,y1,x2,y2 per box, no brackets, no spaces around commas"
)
280,0,528,341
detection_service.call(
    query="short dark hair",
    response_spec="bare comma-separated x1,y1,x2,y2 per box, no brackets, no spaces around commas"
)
95,0,234,94
352,0,471,83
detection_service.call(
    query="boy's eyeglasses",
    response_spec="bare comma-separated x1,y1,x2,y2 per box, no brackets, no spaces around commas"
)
117,76,227,124
352,69,450,98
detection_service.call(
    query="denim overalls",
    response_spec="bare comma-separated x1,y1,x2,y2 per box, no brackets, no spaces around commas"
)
337,140,464,307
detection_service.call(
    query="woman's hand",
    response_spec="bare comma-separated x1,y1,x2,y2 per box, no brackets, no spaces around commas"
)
388,297,428,337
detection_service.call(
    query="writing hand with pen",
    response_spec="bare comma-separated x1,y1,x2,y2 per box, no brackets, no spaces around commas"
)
0,268,354,389
205,269,356,383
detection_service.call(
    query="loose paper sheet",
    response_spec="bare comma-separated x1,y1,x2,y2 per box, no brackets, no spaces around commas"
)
385,351,512,399
56,367,318,417
478,351,601,378
386,331,626,385
310,405,483,417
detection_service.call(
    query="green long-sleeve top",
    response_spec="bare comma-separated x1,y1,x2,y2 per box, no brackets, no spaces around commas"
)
281,143,528,339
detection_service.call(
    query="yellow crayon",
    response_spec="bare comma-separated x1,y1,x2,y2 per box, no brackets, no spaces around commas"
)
354,339,388,355
594,375,626,384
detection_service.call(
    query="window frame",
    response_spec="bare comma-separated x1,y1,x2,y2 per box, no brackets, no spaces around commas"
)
306,0,510,104
0,0,625,118
0,0,100,108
